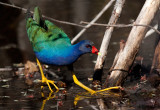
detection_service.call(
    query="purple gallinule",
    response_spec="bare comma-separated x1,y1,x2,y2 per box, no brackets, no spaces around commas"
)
26,7,102,94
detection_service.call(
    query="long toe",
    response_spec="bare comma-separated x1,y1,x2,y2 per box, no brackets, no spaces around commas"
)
96,86,121,93
41,76,59,92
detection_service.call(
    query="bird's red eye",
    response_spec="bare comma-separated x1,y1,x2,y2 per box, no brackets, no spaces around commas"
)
86,45,91,48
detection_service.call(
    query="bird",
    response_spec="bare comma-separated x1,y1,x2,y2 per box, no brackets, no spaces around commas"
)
26,7,101,94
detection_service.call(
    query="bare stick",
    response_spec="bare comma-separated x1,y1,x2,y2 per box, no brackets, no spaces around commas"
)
71,0,115,44
93,0,126,81
0,1,85,28
150,14,160,74
107,0,160,87
81,21,160,35
94,1,125,108
97,99,107,110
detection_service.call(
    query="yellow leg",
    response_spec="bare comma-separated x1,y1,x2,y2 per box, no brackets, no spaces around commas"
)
72,72,96,94
96,86,121,93
72,72,121,95
36,58,59,92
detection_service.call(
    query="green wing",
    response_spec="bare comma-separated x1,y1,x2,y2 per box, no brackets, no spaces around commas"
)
26,7,71,52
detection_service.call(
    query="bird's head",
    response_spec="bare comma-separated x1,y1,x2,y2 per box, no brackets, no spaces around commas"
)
78,40,100,55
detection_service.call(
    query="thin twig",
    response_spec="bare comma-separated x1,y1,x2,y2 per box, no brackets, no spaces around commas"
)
81,21,160,35
0,1,85,28
97,99,107,110
94,0,125,72
2,1,159,36
2,1,159,39
43,16,85,28
71,0,116,44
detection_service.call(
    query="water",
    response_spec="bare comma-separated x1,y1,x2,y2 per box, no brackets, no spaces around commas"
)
0,70,121,110
0,0,160,109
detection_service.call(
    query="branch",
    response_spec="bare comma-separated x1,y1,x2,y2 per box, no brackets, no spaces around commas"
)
107,0,160,87
0,1,85,28
93,0,126,81
71,0,116,44
81,21,160,35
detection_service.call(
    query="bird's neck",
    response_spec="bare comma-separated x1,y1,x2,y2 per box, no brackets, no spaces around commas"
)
72,42,85,56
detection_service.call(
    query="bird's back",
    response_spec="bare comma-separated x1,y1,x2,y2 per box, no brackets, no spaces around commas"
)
26,7,71,53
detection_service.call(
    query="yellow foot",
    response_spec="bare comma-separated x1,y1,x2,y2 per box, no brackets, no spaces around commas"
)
86,86,121,95
72,72,96,94
36,58,59,92
96,86,121,93
41,76,59,92
72,72,121,95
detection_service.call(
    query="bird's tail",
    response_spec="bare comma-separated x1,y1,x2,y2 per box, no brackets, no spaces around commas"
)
33,7,47,29
33,7,42,25
26,7,42,25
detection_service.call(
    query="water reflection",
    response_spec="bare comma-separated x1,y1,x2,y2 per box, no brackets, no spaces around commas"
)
74,89,121,106
40,87,121,110
40,91,66,110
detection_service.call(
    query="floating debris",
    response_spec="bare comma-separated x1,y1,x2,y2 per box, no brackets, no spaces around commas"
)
57,81,66,88
77,106,84,109
92,60,97,64
50,105,57,109
0,96,10,98
88,77,93,81
24,60,38,77
59,88,65,90
1,85,10,88
0,67,12,71
28,89,34,92
33,79,41,83
112,42,118,45
14,100,19,102
0,78,12,82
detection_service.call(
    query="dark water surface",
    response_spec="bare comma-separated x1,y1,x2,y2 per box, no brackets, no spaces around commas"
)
0,0,160,109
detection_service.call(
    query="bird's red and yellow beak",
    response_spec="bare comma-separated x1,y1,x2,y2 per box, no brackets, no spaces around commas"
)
92,46,101,55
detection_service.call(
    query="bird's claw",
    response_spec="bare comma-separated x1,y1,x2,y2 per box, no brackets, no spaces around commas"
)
41,76,59,92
